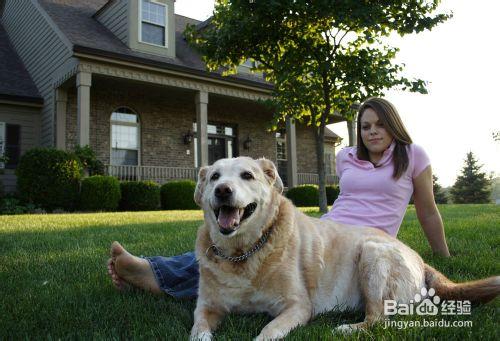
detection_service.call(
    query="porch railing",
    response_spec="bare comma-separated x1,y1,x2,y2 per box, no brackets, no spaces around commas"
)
105,165,197,184
297,173,339,186
104,165,338,187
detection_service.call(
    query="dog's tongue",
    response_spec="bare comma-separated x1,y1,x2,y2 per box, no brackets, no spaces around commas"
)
218,206,241,229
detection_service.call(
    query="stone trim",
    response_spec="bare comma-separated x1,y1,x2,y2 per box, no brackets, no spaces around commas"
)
76,59,272,101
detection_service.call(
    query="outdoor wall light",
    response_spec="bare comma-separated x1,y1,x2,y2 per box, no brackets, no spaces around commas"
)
243,135,252,150
183,130,194,144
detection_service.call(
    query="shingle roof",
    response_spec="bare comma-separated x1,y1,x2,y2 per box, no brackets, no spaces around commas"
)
38,0,271,89
325,126,341,140
0,25,43,104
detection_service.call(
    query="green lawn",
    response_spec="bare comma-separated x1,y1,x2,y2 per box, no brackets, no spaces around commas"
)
1,205,499,340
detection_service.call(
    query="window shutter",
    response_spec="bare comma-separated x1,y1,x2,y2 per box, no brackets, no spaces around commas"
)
0,122,5,169
6,124,21,168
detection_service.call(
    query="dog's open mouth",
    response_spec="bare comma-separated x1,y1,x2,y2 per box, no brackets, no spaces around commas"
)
214,202,257,235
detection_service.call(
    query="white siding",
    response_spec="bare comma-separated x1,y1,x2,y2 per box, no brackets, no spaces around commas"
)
95,0,129,45
1,0,72,147
0,104,41,192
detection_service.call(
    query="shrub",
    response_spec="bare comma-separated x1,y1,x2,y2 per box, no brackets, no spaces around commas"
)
285,184,319,207
16,148,82,211
0,195,42,215
73,145,104,176
161,180,197,210
120,181,160,211
326,185,340,205
0,179,4,203
80,176,121,211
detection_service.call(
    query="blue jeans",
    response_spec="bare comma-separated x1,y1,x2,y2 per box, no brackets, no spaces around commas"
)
144,252,199,299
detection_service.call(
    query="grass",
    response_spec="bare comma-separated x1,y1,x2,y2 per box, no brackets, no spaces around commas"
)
0,205,499,340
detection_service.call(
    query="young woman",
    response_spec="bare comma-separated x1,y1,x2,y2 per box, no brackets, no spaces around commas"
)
107,97,450,298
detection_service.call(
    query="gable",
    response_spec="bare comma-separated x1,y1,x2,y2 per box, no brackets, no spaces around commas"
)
95,0,176,59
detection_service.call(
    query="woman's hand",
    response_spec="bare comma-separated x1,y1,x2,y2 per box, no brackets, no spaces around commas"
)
413,166,451,257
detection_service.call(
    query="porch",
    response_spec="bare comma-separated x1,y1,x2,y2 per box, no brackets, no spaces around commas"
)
56,62,349,188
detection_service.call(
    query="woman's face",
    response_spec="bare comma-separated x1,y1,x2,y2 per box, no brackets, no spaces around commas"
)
360,108,394,161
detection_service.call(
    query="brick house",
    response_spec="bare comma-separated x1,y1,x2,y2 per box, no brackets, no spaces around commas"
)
0,0,345,192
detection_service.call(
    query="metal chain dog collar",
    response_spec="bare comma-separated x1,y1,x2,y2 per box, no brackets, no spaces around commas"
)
206,227,273,263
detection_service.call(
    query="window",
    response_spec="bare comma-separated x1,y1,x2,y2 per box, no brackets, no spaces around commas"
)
140,0,167,46
110,108,140,165
0,122,21,169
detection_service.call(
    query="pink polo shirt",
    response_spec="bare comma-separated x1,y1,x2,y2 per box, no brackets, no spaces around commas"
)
321,142,430,237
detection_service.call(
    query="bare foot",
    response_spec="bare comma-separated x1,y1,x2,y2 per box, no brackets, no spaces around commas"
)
107,241,162,294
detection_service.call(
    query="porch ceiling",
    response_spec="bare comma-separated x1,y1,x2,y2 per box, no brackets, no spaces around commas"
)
90,74,197,98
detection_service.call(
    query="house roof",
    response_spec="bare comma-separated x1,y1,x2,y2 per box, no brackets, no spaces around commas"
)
325,126,341,141
38,0,272,90
0,25,43,104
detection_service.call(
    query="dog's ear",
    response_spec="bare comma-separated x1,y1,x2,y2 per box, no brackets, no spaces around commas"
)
257,158,283,194
194,166,210,206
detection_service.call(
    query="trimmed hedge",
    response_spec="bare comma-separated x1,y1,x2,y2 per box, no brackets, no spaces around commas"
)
120,181,160,211
285,184,340,207
80,176,121,211
16,148,82,211
285,185,318,206
160,180,197,210
326,185,340,205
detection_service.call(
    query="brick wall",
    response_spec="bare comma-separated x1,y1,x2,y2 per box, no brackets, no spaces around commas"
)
296,123,318,173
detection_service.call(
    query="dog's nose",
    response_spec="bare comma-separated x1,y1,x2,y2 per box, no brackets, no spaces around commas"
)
215,184,233,200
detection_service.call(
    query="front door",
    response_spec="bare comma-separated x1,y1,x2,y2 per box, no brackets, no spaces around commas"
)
194,123,237,167
208,137,226,165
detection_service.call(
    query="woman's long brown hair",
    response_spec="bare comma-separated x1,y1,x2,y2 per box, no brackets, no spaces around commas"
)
356,97,413,180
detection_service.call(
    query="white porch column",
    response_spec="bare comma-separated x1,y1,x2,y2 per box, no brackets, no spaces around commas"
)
285,117,298,188
55,87,67,150
76,71,92,147
196,90,209,167
347,118,357,146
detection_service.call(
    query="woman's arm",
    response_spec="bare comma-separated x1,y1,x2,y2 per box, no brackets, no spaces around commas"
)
412,165,451,257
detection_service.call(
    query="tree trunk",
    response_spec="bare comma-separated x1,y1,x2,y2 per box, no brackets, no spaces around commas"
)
314,124,328,213
347,119,356,146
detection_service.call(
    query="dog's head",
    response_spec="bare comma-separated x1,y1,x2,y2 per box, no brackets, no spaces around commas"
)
194,157,283,237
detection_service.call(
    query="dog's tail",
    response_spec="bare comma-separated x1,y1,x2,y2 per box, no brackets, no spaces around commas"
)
424,264,500,304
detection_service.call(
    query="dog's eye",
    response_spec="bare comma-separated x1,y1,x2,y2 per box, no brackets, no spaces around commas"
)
241,171,254,180
210,172,220,181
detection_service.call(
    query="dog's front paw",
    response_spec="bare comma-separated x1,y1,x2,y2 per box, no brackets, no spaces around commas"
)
255,328,286,341
190,330,212,341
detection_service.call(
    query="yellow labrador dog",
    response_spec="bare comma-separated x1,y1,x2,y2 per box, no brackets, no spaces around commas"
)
190,157,499,340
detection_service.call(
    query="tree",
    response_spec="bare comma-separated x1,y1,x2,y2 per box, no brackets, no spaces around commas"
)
432,175,448,204
409,174,447,204
450,152,491,204
186,1,451,212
